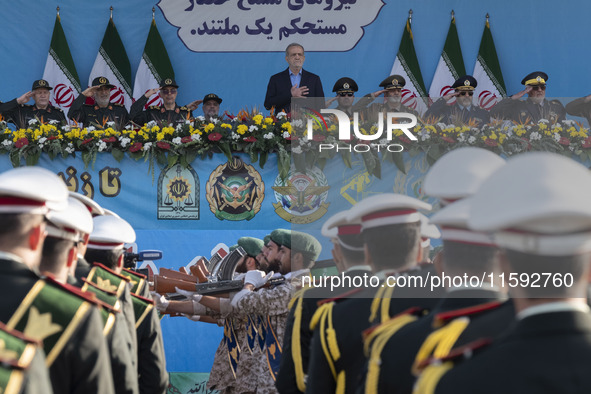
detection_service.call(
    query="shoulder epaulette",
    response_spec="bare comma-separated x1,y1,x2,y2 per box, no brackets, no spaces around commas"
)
148,105,160,110
416,338,492,371
122,267,147,279
316,287,363,306
44,274,100,305
81,279,121,313
112,103,124,107
82,278,119,297
433,300,503,328
179,106,188,110
91,262,131,282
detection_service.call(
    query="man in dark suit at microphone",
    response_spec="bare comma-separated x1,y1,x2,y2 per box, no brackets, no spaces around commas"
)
264,43,325,114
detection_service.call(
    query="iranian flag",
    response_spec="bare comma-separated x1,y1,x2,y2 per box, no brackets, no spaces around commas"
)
42,11,81,114
472,16,507,110
390,16,429,115
428,14,466,105
133,16,175,108
88,14,132,110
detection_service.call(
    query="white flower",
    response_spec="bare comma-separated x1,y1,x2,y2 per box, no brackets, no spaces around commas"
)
563,119,575,127
97,141,107,152
106,121,115,128
65,144,75,154
468,136,476,144
282,131,290,139
196,116,205,122
147,120,157,128
49,119,59,125
143,142,153,151
125,124,132,130
87,126,96,132
538,119,549,124
436,122,447,129
249,125,258,132
28,119,38,126
291,119,303,127
120,137,131,147
529,132,541,141
211,118,219,124
185,120,192,125
172,137,182,144
457,133,466,143
231,132,241,140
63,125,71,132
569,145,575,151
276,111,287,119
191,133,201,141
263,132,274,140
553,132,561,142
2,140,12,146
292,146,302,154
38,137,47,144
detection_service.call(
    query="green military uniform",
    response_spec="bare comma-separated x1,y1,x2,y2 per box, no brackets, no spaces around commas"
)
68,77,129,128
129,78,193,127
0,256,115,394
565,96,591,125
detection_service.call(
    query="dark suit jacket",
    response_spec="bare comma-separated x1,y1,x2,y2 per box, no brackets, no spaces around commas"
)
436,310,591,394
264,68,325,113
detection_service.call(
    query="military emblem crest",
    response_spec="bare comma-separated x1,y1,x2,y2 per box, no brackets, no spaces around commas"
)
272,165,330,224
157,164,200,220
205,156,264,221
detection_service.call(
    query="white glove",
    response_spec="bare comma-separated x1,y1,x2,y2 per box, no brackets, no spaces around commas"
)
234,273,246,281
151,292,169,312
244,270,274,289
182,314,201,322
175,287,203,302
192,300,207,315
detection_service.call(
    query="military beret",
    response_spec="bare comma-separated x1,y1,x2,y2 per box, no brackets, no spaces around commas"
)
263,234,271,246
270,229,291,249
203,93,222,104
332,77,358,93
159,78,179,88
91,76,115,89
32,79,52,91
451,75,477,91
237,237,264,258
423,147,506,203
521,71,548,86
291,230,322,262
379,75,406,90
0,167,68,214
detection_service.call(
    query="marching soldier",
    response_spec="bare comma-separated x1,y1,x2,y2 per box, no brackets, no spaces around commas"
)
490,71,566,123
0,166,115,394
424,75,490,126
129,78,200,126
0,79,66,128
68,76,129,128
417,152,591,393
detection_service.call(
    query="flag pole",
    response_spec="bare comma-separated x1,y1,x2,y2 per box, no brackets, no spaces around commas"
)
408,9,413,25
110,6,113,20
451,10,455,20
56,6,60,16
152,6,155,20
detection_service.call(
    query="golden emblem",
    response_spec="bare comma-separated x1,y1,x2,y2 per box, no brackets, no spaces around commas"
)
268,343,277,359
536,76,542,83
96,277,118,293
392,78,398,86
99,77,107,84
343,83,350,89
464,79,470,86
230,346,239,362
165,78,173,85
23,307,62,341
39,80,47,86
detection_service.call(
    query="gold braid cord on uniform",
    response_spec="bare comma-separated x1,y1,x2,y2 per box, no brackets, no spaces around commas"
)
291,289,308,392
412,361,454,394
412,317,470,376
369,285,395,324
310,303,339,380
363,314,419,394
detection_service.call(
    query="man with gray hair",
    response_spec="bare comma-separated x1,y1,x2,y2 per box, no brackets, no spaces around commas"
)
264,43,324,113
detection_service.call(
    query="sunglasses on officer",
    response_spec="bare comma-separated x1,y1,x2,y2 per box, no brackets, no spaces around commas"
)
458,91,474,96
530,85,546,91
338,92,354,97
161,88,177,95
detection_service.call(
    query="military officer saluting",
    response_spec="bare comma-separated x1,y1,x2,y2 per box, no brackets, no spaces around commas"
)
0,79,66,128
491,71,565,123
425,75,490,126
357,75,419,120
68,76,129,128
326,77,358,116
130,78,200,126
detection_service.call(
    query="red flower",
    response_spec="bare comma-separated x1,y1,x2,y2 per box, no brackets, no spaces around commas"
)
81,138,94,145
399,136,412,144
441,136,455,143
285,135,298,141
484,139,498,147
129,142,143,152
15,138,29,148
157,141,171,150
312,134,326,142
558,137,571,146
208,132,222,142
181,136,192,144
243,136,257,143
102,137,117,143
48,136,58,140
582,137,591,148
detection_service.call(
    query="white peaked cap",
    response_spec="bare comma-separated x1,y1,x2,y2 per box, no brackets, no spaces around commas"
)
469,152,591,255
423,147,506,202
0,166,68,214
347,193,431,230
88,215,136,250
419,213,441,239
46,197,93,241
430,198,495,247
69,192,105,216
